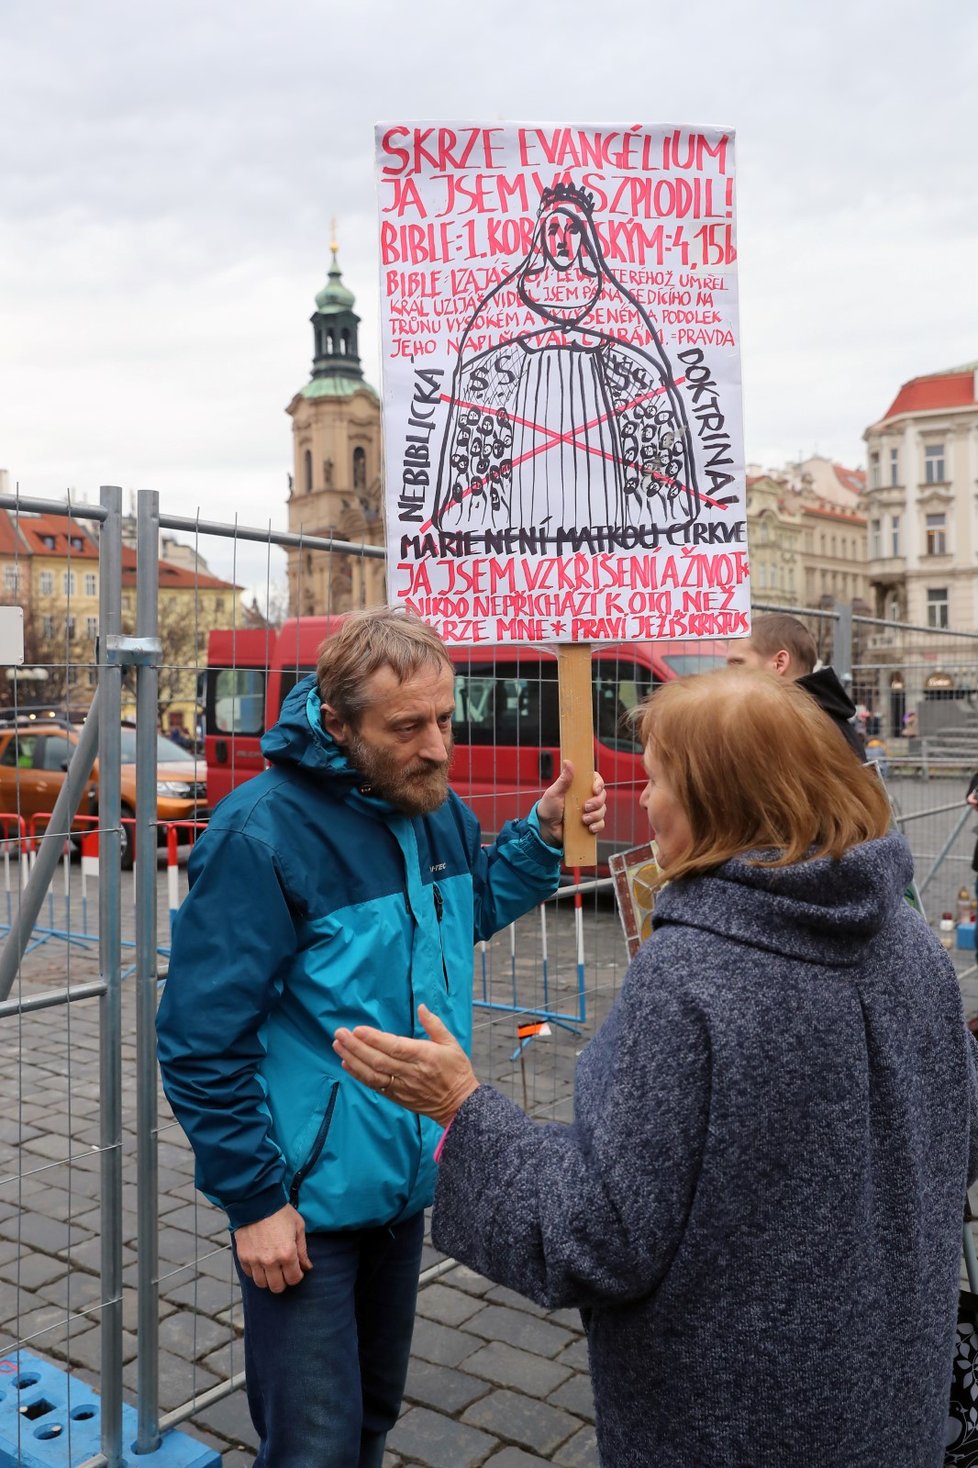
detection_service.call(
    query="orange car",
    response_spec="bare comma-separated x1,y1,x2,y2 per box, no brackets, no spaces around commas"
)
0,720,208,867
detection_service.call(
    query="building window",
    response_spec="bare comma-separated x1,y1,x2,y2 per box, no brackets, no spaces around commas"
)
40,571,53,596
86,616,97,640
927,587,949,629
870,519,882,558
925,512,947,556
42,615,55,639
889,448,899,486
304,449,313,493
3,566,18,594
84,573,97,596
925,444,945,483
66,616,76,641
40,535,55,550
890,514,901,557
63,571,76,595
869,451,880,490
353,447,366,490
87,669,98,687
215,596,225,613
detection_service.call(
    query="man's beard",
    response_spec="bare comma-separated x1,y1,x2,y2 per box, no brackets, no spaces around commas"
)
347,731,452,817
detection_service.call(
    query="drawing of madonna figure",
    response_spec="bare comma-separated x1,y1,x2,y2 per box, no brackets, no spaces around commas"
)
432,183,702,534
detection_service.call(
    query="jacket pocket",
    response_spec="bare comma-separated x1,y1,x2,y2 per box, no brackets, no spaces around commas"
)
288,1080,339,1209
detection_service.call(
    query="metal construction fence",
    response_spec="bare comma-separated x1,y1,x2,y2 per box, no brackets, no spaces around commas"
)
0,492,973,1464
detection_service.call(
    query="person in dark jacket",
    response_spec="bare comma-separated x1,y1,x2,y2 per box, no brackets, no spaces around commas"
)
335,668,978,1468
156,609,606,1468
726,611,865,759
966,770,978,905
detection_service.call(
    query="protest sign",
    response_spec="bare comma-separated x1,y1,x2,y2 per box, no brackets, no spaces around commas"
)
377,121,749,649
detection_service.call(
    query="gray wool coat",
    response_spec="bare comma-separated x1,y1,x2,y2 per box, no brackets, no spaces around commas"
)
433,831,978,1467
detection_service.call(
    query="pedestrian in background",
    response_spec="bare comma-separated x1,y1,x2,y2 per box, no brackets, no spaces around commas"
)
966,769,978,907
726,611,865,759
336,668,978,1468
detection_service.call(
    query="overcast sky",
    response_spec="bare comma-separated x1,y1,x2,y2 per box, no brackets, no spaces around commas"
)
1,0,975,591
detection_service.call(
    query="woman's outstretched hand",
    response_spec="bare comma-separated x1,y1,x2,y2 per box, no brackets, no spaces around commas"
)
333,1004,479,1129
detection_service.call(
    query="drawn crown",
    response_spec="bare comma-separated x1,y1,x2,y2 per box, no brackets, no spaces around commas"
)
538,182,595,215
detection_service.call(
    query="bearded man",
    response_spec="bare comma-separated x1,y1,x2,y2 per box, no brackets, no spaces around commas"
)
157,608,606,1468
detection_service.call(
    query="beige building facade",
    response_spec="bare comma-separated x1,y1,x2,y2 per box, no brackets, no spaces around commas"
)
285,248,385,615
863,363,978,630
745,457,869,613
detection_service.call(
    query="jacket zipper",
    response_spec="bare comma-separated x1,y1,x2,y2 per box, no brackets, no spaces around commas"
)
288,1081,339,1209
433,883,450,993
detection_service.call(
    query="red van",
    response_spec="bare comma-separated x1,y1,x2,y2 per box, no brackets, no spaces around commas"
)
204,619,726,865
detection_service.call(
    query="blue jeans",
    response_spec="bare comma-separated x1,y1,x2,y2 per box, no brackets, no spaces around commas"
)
233,1211,425,1468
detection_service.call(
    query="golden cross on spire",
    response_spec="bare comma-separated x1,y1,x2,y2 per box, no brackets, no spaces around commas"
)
330,217,338,261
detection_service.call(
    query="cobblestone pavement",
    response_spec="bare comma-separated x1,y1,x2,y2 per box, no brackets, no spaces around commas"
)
0,858,618,1466
0,775,973,1466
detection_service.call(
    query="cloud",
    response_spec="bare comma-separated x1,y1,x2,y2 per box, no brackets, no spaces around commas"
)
1,0,975,587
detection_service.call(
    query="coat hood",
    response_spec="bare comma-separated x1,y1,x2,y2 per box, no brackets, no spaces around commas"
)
652,830,914,967
796,666,857,723
260,673,357,786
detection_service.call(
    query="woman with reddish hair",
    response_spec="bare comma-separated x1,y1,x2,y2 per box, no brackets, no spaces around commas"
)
335,668,978,1467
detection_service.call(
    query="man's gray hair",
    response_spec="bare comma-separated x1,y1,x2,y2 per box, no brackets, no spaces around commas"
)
315,609,452,726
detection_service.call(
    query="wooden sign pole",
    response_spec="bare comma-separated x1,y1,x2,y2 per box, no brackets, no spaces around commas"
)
557,643,597,868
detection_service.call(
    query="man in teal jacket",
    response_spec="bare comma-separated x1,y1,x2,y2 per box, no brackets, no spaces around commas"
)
157,609,606,1468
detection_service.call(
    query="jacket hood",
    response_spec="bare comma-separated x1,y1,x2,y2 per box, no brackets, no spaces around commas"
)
260,673,357,785
652,830,914,967
796,666,857,722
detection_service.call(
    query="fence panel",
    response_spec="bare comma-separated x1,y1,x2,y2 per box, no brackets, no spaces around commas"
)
0,515,976,1462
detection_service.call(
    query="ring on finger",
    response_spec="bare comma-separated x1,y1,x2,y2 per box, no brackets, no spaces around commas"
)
379,1073,396,1095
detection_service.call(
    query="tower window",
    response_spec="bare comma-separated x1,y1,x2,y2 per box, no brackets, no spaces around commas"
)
327,331,335,355
353,447,366,490
341,329,350,356
304,450,313,494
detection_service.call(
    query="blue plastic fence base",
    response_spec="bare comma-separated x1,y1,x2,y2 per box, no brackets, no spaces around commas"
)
0,1352,221,1467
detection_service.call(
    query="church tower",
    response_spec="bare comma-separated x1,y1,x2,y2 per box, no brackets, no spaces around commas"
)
285,239,385,614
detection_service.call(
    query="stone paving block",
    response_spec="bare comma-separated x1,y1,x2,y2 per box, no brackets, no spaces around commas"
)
416,1281,485,1327
0,1211,95,1255
35,1268,107,1313
554,1337,589,1372
197,1329,247,1372
387,1404,496,1468
0,1251,66,1290
483,1285,581,1331
0,1280,27,1325
484,1449,552,1467
444,1263,496,1297
552,1423,600,1466
0,1239,23,1269
158,1306,234,1362
161,1270,241,1317
192,1384,258,1448
465,1303,575,1358
157,1223,212,1267
66,1235,137,1274
409,1315,482,1369
463,1387,580,1456
547,1372,594,1422
46,1322,138,1370
160,1201,229,1240
0,1299,77,1351
462,1341,572,1399
403,1357,491,1415
122,1348,221,1413
193,1244,238,1282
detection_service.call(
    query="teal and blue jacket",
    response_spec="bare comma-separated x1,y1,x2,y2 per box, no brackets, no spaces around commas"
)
156,675,563,1233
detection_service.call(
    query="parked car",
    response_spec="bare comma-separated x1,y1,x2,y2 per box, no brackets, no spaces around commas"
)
0,720,208,868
